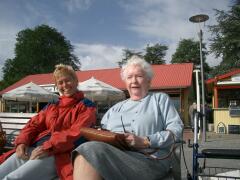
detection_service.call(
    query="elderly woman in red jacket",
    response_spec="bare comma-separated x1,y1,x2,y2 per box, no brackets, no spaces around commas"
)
0,64,96,180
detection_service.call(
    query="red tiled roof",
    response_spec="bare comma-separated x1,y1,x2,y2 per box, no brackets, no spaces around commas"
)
76,68,125,89
0,73,55,95
0,63,193,95
151,63,193,89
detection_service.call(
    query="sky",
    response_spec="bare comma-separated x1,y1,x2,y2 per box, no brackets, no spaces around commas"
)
0,0,233,80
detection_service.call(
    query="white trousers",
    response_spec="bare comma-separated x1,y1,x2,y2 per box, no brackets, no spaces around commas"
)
0,148,58,180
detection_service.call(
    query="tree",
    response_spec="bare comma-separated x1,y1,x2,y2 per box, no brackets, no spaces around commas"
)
144,43,168,64
118,49,143,67
1,24,80,89
209,62,233,77
208,3,240,76
118,43,168,67
171,39,210,72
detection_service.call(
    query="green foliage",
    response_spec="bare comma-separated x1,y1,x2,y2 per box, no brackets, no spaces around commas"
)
118,43,168,66
144,43,168,64
209,4,240,76
171,39,210,72
172,39,200,64
209,62,240,78
1,24,79,90
118,49,143,67
1,58,20,88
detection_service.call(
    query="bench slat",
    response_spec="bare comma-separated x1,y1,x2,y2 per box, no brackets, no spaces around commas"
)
0,113,37,118
0,118,31,124
2,124,25,130
3,129,20,135
0,113,36,147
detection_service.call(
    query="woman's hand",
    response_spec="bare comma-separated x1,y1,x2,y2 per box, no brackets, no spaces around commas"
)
124,133,150,149
16,144,29,160
30,146,49,160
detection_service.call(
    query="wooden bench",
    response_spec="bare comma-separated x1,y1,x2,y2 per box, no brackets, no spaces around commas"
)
0,112,182,179
0,112,37,149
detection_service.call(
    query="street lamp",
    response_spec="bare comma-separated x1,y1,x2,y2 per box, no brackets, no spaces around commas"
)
189,14,209,143
193,69,201,143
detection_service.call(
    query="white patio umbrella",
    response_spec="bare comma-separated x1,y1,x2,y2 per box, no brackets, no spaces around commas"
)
2,82,59,112
78,77,125,102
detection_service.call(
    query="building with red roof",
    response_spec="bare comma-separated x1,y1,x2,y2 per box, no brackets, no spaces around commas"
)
206,69,240,134
0,63,194,125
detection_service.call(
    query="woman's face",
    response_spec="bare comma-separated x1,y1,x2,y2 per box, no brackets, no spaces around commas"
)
56,75,78,97
124,65,150,101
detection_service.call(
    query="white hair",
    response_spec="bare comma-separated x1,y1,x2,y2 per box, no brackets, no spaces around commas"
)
120,55,154,81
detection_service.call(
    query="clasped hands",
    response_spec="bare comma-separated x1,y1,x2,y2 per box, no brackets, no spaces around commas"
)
16,144,49,160
124,133,150,149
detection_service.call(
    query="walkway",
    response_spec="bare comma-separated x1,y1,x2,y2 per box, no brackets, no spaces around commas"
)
181,129,240,179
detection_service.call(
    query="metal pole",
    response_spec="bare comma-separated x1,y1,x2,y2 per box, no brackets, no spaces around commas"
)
199,29,206,143
189,14,209,143
193,70,200,179
194,69,201,141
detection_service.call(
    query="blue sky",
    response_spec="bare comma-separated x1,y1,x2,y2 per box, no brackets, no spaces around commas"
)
0,0,232,79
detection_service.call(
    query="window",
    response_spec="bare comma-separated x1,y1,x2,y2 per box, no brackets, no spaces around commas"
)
169,96,181,114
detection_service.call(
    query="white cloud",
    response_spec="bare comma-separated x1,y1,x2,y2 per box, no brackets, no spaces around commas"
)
120,0,231,66
74,43,125,70
165,43,178,64
206,52,222,67
0,40,15,79
0,0,232,81
0,37,15,61
0,25,18,65
64,0,92,12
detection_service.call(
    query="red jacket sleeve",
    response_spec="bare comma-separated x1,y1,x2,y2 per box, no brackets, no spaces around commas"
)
15,110,47,146
42,103,96,154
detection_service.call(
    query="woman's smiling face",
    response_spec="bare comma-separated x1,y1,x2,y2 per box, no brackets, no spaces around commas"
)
56,75,78,97
124,65,150,101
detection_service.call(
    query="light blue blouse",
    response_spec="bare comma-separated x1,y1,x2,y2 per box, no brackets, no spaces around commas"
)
101,92,184,158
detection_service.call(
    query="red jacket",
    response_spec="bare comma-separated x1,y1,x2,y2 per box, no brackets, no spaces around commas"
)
0,91,96,180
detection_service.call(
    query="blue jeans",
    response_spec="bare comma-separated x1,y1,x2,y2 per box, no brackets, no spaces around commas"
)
0,147,57,180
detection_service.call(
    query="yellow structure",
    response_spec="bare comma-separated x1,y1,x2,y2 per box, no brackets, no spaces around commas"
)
214,108,240,134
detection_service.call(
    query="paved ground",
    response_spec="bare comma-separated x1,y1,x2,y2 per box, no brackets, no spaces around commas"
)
181,129,240,179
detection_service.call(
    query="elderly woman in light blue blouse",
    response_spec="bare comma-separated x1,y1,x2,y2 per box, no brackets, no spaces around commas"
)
72,55,184,180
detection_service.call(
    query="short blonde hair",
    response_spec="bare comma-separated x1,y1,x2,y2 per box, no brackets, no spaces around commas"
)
120,55,154,81
53,64,78,84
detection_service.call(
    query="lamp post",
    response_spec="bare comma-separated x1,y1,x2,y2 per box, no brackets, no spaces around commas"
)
189,14,209,143
193,69,201,143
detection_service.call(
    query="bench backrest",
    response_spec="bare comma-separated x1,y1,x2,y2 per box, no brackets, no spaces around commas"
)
0,112,37,146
